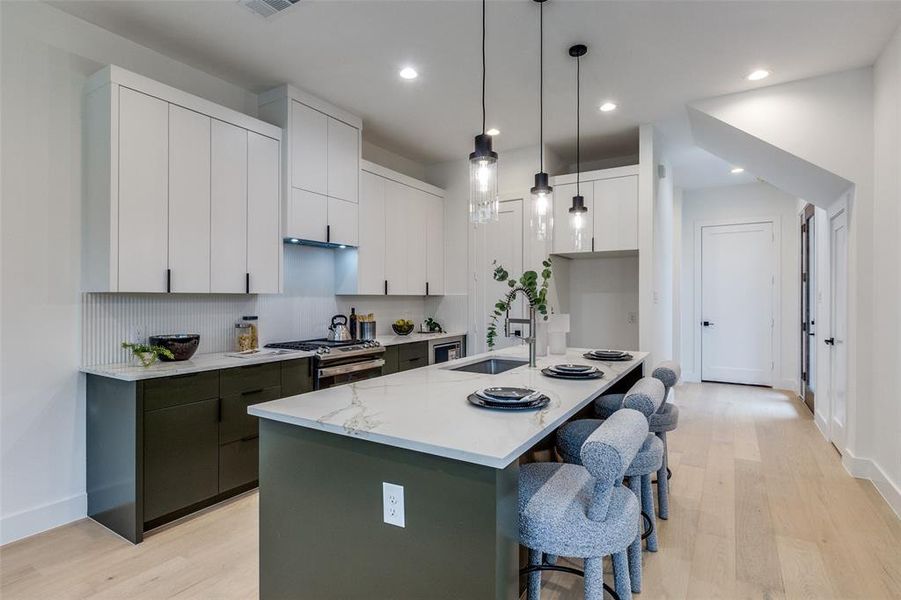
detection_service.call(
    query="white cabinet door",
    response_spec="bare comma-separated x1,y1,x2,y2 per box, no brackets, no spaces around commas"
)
405,188,428,296
425,193,445,296
357,171,386,294
328,197,358,246
552,182,594,254
593,175,638,251
247,131,281,293
168,105,211,293
118,87,169,292
384,179,409,295
327,118,358,203
290,100,328,195
211,120,248,294
288,188,328,243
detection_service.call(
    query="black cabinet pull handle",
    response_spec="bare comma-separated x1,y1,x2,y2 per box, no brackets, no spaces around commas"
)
241,388,265,396
245,272,250,294
240,434,260,443
166,269,171,293
326,225,330,243
426,282,429,296
384,279,388,295
591,237,595,252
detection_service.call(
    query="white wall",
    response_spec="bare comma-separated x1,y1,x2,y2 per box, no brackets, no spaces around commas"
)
679,182,801,391
565,257,639,350
361,140,429,183
0,1,263,544
870,24,901,513
652,136,675,362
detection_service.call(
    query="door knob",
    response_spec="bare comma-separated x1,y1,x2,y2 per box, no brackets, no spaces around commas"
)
702,321,714,327
824,337,835,346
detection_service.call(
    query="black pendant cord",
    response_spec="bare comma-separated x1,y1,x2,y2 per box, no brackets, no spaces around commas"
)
539,0,544,172
481,0,486,134
576,51,581,197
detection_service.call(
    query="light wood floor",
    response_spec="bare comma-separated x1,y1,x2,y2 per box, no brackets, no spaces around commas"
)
2,383,900,599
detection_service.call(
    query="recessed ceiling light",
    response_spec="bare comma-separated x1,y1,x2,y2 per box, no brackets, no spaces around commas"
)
399,67,418,80
731,167,745,174
747,69,770,81
486,128,500,136
599,102,617,112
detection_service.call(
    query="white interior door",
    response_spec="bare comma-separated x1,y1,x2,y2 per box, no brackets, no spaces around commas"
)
828,209,848,451
484,200,524,350
701,221,775,385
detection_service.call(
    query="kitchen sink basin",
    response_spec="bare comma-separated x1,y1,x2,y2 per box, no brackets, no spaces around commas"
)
449,358,528,375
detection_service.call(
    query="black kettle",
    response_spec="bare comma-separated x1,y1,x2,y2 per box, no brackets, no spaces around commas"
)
328,314,351,342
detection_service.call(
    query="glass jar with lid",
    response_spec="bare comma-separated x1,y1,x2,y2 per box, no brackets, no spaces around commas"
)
234,315,260,352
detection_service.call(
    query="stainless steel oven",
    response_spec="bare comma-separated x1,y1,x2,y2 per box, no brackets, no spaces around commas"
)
265,338,385,390
317,356,385,389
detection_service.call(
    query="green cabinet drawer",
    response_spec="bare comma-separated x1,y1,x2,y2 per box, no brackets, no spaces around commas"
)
281,358,314,397
143,371,219,411
143,398,219,522
219,385,281,445
220,362,280,396
397,341,429,372
219,436,259,492
382,346,399,375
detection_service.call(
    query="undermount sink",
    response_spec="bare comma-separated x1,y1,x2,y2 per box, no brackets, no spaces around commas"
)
449,358,528,375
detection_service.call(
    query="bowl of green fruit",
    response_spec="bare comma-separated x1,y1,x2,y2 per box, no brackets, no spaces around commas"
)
392,319,415,336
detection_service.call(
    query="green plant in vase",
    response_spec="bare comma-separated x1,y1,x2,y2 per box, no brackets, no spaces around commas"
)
486,257,552,350
121,342,174,367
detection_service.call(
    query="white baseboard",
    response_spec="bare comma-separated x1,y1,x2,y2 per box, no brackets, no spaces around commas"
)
682,370,700,382
0,493,86,546
813,411,829,439
842,450,901,519
777,377,799,394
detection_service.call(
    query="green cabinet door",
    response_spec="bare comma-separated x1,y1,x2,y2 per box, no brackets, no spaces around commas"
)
281,358,314,396
144,398,220,522
398,341,429,372
382,346,399,375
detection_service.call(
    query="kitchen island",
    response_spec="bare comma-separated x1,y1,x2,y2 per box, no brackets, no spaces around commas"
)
249,347,647,599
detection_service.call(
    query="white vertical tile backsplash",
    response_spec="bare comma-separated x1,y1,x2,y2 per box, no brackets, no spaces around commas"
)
81,245,472,366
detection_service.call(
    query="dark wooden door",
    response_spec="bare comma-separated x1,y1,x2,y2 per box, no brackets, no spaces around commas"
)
144,399,220,521
800,203,816,413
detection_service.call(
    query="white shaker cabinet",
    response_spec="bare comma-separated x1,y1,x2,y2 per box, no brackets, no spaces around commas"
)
247,132,282,294
84,66,282,293
210,120,248,294
168,104,211,293
593,175,638,252
117,87,169,293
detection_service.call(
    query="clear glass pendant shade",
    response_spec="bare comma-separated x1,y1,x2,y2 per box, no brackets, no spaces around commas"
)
530,172,553,242
569,194,588,251
469,134,498,223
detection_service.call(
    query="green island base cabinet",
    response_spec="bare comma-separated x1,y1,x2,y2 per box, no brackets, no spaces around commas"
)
86,358,313,543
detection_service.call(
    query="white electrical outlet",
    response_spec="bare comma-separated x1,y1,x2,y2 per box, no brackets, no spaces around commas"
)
382,482,405,528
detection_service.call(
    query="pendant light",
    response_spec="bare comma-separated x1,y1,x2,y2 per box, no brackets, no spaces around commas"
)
530,0,552,242
568,43,589,251
469,0,499,224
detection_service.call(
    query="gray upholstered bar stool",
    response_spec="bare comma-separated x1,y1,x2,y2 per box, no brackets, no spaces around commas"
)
555,378,666,594
648,361,681,520
520,409,649,600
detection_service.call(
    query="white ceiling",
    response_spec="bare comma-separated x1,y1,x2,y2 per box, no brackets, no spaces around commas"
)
51,0,901,183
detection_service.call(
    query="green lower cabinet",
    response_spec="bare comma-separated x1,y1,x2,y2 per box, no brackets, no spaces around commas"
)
143,398,220,522
397,341,429,372
382,346,399,374
280,358,314,396
219,436,259,492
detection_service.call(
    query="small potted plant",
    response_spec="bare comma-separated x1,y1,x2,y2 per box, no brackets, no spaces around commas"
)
487,257,553,350
122,341,175,367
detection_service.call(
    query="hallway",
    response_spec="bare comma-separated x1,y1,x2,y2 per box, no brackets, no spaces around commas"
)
2,384,900,599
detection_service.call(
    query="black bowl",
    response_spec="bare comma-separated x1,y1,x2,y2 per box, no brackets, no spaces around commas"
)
391,323,414,336
149,334,200,361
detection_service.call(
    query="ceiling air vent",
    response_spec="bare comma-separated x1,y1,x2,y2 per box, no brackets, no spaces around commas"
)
239,0,301,19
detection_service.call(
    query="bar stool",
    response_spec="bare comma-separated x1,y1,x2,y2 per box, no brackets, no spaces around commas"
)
649,361,681,520
556,378,666,594
520,408,648,600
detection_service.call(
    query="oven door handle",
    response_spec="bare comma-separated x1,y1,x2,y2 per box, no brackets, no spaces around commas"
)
318,358,386,379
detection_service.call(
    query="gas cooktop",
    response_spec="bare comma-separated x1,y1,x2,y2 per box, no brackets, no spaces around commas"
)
265,338,381,355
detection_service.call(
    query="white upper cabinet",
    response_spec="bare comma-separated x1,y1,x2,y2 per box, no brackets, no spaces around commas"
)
327,118,359,203
84,66,282,293
593,175,638,252
168,105,211,293
426,192,445,296
210,120,248,294
552,182,594,255
117,87,169,293
550,166,639,255
258,87,361,244
290,101,328,196
336,162,445,296
247,132,282,293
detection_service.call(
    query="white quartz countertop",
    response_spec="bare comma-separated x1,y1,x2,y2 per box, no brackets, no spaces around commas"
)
80,331,467,382
249,347,648,469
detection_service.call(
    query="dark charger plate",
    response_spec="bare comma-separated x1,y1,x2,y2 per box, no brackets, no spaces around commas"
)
583,352,633,362
467,394,550,411
541,368,604,380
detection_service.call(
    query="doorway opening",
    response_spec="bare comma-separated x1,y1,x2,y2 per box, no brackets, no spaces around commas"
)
800,203,816,413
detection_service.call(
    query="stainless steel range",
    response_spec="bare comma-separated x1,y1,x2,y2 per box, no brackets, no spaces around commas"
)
265,338,385,389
